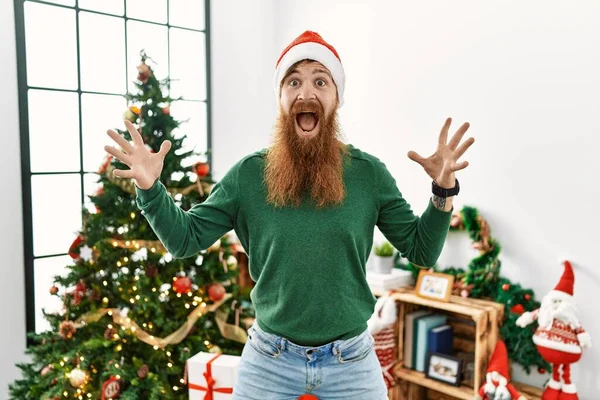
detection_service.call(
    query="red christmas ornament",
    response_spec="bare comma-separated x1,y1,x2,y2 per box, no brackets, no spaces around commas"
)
502,283,510,291
173,276,192,294
102,376,121,400
511,304,525,315
194,162,210,178
68,235,84,259
538,367,546,374
524,293,532,301
161,106,170,115
208,282,226,302
49,285,59,295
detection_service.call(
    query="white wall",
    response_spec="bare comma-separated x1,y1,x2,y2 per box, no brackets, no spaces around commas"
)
209,0,277,179
0,0,27,398
270,0,600,397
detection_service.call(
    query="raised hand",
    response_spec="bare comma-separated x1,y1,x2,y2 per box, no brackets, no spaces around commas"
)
407,118,474,188
104,120,172,190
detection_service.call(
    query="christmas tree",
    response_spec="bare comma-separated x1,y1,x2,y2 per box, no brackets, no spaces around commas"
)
9,52,253,400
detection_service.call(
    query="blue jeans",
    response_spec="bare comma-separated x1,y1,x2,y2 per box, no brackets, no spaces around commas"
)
232,322,388,400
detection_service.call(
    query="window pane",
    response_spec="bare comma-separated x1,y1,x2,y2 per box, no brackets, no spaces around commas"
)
169,0,204,30
170,100,207,167
32,174,82,257
126,0,167,24
170,28,206,100
28,90,80,173
127,21,168,93
34,255,72,333
79,0,124,16
80,12,125,94
84,173,102,214
82,94,127,172
37,0,74,6
24,2,77,90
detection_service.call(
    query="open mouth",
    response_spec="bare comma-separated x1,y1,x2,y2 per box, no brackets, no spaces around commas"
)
296,112,319,134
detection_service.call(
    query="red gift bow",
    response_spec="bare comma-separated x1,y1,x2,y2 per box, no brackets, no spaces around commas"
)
188,353,234,400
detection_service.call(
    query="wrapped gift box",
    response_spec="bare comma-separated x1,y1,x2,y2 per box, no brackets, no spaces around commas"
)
188,351,241,400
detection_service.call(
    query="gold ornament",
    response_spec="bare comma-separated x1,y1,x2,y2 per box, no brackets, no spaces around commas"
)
69,368,88,388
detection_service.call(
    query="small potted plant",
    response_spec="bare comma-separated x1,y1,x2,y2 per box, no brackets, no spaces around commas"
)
373,241,395,274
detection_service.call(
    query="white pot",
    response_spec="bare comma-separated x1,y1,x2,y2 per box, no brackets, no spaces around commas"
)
373,255,394,274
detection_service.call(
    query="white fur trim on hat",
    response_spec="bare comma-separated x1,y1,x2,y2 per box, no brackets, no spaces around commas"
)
545,290,574,303
562,383,577,394
547,379,561,390
273,42,346,108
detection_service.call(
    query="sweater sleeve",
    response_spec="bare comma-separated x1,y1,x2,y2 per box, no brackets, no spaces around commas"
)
135,164,239,259
375,160,452,268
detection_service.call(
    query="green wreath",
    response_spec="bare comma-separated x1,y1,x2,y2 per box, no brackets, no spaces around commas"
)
395,205,550,374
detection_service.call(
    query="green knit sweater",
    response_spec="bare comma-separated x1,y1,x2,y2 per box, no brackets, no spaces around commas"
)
135,144,452,346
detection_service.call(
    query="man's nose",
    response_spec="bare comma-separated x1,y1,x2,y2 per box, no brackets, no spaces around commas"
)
297,85,316,101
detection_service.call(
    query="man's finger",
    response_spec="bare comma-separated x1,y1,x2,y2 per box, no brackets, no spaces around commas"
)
104,145,132,166
107,129,134,154
450,161,469,172
454,137,475,160
113,168,135,179
439,117,452,146
125,120,145,147
158,140,172,158
448,122,470,150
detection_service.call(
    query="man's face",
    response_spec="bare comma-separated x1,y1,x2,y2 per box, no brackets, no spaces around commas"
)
279,61,338,140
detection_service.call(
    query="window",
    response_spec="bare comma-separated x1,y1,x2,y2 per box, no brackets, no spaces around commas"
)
13,0,212,335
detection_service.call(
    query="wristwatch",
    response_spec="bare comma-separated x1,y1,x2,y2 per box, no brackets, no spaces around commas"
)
432,178,460,198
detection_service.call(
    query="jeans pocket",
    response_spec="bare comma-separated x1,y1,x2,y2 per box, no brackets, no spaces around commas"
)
247,326,281,359
337,331,374,364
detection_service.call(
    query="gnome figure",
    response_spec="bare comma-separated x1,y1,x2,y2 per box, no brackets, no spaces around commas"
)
475,340,526,400
516,261,592,400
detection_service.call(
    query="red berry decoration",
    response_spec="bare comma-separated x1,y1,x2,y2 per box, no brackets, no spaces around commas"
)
502,283,510,291
208,282,226,302
511,304,525,315
538,367,546,374
49,285,59,295
524,294,531,301
194,162,210,178
173,277,192,294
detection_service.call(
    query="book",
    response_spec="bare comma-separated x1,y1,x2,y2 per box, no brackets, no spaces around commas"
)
367,268,413,292
403,310,431,369
414,314,448,372
427,324,454,355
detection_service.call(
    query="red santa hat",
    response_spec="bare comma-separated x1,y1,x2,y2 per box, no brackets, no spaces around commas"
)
273,31,346,107
547,260,575,302
487,340,510,380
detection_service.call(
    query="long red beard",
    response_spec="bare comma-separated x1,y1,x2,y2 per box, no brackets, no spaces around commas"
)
264,100,349,208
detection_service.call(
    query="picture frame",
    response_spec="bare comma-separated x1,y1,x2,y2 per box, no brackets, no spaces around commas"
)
415,269,454,302
425,352,463,387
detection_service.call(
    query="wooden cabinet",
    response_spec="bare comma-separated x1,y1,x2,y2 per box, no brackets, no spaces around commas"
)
373,288,543,400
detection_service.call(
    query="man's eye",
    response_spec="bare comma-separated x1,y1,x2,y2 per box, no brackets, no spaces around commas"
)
316,79,326,87
290,79,299,87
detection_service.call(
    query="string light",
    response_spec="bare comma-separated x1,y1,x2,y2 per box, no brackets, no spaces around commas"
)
103,281,108,286
123,257,129,262
130,212,136,219
112,241,118,247
117,261,122,267
167,362,173,368
126,241,131,246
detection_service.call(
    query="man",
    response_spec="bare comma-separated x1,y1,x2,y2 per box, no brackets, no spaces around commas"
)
105,30,474,399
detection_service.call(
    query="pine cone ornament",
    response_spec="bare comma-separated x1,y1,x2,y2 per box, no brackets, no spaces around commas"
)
145,264,158,278
59,321,76,339
104,327,118,341
137,364,149,379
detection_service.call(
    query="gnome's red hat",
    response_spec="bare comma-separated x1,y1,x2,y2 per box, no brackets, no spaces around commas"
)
548,260,575,302
273,31,346,107
487,340,510,380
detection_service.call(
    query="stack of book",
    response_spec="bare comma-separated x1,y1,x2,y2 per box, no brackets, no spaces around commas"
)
366,268,413,292
403,311,454,372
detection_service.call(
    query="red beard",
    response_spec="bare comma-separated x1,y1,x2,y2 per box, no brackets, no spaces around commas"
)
264,100,349,208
